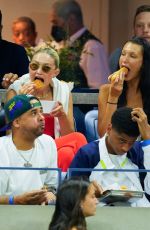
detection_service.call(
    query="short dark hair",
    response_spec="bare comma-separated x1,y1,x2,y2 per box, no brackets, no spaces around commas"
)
52,0,83,23
111,107,140,137
12,16,36,33
134,5,150,25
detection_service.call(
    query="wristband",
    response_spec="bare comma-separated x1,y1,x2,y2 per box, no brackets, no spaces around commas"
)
9,196,14,205
107,101,117,105
140,139,150,147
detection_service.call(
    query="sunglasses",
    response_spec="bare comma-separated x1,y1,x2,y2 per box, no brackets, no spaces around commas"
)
29,62,54,73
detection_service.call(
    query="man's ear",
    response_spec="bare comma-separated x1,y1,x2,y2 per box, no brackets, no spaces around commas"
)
13,118,20,128
106,123,112,136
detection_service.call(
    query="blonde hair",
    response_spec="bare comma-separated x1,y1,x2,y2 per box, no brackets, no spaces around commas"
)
32,46,60,68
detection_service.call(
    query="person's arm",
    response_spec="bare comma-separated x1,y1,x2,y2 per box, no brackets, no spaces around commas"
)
98,72,125,137
91,180,104,197
69,141,100,178
1,73,18,89
131,108,150,196
6,75,35,102
80,40,110,88
6,89,17,102
51,93,75,136
0,190,50,205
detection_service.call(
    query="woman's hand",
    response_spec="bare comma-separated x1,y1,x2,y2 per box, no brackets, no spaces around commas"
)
50,101,66,118
108,71,125,99
19,82,37,95
2,73,18,89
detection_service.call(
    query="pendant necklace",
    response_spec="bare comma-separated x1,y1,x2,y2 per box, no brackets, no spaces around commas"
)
17,147,35,168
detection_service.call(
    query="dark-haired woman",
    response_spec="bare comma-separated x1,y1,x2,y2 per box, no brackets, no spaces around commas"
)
49,179,98,230
98,37,150,137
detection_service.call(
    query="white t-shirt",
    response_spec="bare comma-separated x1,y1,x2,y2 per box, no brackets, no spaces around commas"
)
0,134,58,196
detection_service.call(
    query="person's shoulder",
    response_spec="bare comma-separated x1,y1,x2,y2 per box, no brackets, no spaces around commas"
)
38,134,55,143
53,78,70,92
69,140,100,170
0,135,11,149
0,135,9,143
1,39,25,51
78,140,99,155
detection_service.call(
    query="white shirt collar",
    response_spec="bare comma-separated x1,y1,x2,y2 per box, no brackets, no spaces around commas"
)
99,135,127,169
68,27,87,45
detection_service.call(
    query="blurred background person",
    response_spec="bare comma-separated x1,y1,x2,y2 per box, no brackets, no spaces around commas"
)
0,10,29,89
49,0,110,89
12,16,37,47
109,4,150,73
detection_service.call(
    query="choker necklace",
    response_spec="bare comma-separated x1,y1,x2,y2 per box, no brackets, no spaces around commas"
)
17,148,35,168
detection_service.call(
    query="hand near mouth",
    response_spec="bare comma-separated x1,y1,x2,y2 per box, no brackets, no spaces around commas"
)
19,82,37,96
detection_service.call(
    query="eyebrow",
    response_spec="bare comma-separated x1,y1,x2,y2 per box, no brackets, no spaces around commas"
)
31,61,53,66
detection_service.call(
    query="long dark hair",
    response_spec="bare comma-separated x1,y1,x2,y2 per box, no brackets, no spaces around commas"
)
118,37,150,122
49,178,90,230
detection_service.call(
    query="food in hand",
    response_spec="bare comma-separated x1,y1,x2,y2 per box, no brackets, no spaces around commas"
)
110,67,128,81
34,79,44,89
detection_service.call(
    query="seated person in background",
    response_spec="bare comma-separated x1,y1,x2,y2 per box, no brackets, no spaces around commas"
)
0,10,29,89
109,4,150,73
12,16,37,47
49,178,99,230
98,36,150,137
49,0,110,89
69,107,150,207
6,46,87,172
0,94,57,204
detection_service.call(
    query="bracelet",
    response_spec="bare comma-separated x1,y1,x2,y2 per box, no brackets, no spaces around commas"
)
107,101,117,105
9,196,14,205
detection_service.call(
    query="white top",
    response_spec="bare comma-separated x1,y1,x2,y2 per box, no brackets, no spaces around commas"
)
8,74,70,137
0,134,58,196
90,135,150,207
